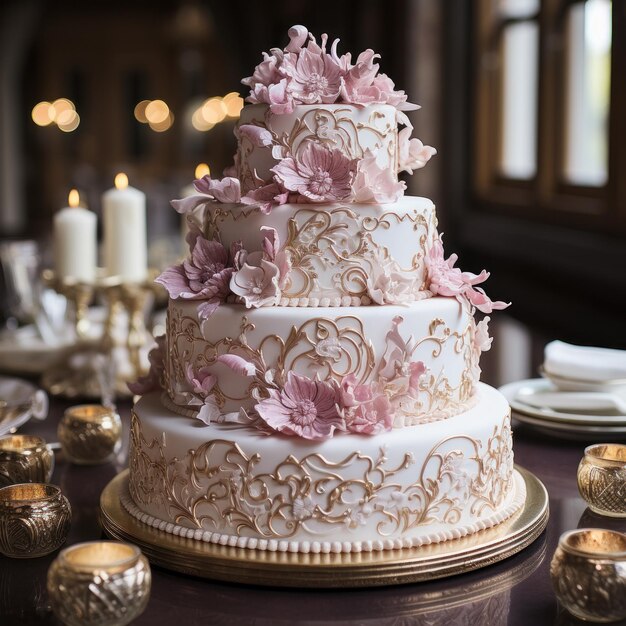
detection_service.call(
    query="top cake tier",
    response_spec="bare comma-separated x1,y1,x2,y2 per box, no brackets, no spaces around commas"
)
237,103,400,195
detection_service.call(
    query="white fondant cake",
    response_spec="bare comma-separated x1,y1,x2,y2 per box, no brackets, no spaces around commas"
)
199,195,436,306
127,25,520,553
165,297,479,423
127,384,523,553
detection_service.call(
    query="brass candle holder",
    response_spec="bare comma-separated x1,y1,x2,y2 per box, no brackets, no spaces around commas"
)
0,483,71,558
577,443,626,518
42,269,95,340
0,435,54,486
47,541,151,626
41,269,161,399
551,528,626,623
58,404,122,465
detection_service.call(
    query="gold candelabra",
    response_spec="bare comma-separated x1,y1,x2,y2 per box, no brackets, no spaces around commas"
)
41,269,161,399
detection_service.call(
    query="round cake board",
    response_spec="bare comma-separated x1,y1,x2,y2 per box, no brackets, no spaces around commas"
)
99,465,548,588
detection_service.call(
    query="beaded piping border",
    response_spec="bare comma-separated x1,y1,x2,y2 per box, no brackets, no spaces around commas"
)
120,470,526,554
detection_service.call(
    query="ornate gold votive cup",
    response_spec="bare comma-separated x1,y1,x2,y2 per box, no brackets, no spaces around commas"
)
0,483,71,558
47,541,151,626
58,404,122,465
0,434,54,487
577,443,626,518
551,529,626,623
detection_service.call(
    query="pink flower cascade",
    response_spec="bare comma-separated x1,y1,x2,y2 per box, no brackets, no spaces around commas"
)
339,374,393,435
243,25,418,112
425,237,510,314
155,230,235,320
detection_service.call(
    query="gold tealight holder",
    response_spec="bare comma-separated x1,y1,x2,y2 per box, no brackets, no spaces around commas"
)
0,483,71,558
551,528,626,623
0,434,54,487
58,404,122,465
577,443,626,518
47,541,151,626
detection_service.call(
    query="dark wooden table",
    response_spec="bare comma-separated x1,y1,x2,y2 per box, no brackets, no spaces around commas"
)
1,394,625,626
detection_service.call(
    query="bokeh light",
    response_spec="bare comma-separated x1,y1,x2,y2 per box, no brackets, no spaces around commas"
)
134,100,151,123
145,100,170,124
32,101,53,126
223,92,244,118
195,163,210,179
201,98,227,124
149,111,174,132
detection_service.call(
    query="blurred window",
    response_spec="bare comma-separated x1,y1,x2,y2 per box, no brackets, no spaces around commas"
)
473,0,622,230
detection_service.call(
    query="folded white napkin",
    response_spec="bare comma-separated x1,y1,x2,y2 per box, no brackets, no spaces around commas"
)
544,340,626,381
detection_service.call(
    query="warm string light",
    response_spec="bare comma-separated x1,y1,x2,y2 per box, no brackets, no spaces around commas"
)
114,173,129,190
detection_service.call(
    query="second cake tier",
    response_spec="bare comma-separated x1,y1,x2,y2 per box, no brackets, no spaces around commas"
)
165,296,483,425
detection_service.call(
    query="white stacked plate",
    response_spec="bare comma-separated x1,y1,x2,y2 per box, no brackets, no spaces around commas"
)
499,377,626,441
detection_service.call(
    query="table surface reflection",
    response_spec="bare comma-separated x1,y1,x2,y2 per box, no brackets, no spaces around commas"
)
1,395,625,626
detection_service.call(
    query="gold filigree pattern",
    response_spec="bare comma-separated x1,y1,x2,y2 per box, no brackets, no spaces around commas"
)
165,303,479,424
167,309,375,408
237,105,398,191
128,411,514,541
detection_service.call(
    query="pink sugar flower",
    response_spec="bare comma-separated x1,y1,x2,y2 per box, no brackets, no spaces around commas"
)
372,74,419,111
280,44,343,104
425,237,510,314
241,181,290,214
229,257,281,308
238,124,274,147
248,78,294,115
340,374,393,435
255,372,344,440
156,238,233,319
352,150,406,203
397,128,437,175
242,49,284,89
272,143,356,202
474,317,493,352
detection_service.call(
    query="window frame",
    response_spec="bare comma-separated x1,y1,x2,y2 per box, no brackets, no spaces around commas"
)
441,0,626,346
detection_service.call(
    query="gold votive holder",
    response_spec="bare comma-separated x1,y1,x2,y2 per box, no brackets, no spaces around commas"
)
0,434,54,487
0,483,71,558
58,404,122,465
551,528,626,623
577,443,626,518
47,541,151,626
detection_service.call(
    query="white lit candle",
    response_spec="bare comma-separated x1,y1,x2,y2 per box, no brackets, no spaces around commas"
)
103,173,147,282
54,189,97,283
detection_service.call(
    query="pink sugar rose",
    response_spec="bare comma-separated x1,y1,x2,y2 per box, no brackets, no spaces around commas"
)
238,124,273,148
425,237,510,314
186,364,217,397
127,334,165,395
240,181,290,214
272,142,356,202
230,257,280,308
372,73,419,111
352,150,406,203
280,45,342,104
397,128,437,175
248,78,294,115
242,49,284,89
156,237,233,319
255,371,344,440
194,175,241,203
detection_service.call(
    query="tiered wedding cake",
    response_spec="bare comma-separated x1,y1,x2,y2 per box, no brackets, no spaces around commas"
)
126,26,524,553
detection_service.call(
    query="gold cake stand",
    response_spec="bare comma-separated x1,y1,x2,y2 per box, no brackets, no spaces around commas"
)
100,465,548,588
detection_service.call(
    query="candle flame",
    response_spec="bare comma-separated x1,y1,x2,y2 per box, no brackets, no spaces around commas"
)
195,163,210,179
114,173,128,190
68,189,80,208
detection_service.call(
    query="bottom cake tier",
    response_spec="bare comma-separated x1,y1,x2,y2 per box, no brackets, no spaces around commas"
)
126,383,524,553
